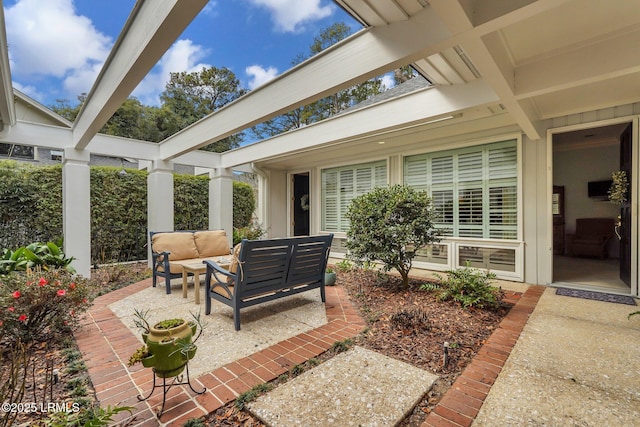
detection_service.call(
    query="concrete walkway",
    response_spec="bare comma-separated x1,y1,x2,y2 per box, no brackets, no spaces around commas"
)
473,287,640,426
74,276,640,426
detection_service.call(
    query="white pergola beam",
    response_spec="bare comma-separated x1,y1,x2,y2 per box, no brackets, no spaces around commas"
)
515,28,640,99
4,122,70,149
159,6,454,160
220,79,499,168
73,0,208,150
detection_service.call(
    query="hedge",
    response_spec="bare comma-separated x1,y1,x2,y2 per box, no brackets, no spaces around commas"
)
0,161,256,263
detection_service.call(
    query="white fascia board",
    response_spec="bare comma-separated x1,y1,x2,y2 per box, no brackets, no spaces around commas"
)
160,5,454,161
515,28,640,99
4,121,71,149
0,5,15,128
220,79,499,168
72,0,208,150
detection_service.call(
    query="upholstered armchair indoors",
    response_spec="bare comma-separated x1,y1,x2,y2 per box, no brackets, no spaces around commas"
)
566,218,616,259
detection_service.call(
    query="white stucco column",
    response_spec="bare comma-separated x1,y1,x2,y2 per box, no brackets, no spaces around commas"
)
147,160,174,264
209,168,233,247
62,148,91,277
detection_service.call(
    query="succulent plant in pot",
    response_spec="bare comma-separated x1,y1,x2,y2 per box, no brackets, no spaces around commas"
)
129,309,203,378
325,266,337,286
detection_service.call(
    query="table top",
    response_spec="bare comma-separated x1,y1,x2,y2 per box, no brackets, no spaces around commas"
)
182,256,232,271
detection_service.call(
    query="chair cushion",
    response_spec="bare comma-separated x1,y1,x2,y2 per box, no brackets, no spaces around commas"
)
228,243,242,275
152,232,199,261
194,230,230,257
211,283,234,299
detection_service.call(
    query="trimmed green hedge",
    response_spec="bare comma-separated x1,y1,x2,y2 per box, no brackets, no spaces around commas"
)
0,161,256,263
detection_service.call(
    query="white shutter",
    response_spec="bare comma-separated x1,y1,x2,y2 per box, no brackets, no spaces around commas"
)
403,140,518,240
322,161,387,233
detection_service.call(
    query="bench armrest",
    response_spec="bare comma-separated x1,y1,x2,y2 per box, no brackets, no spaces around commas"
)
203,259,236,298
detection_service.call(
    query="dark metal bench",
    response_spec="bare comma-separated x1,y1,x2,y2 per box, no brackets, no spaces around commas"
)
203,234,333,330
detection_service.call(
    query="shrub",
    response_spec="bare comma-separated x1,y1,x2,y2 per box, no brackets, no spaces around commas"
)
0,268,94,344
346,185,440,289
233,220,266,245
421,264,503,310
233,181,256,228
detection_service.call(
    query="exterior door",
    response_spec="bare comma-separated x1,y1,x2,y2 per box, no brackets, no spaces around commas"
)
292,173,310,236
619,124,632,286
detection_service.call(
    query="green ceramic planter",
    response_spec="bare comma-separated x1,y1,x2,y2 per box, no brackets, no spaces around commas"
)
141,319,198,378
325,272,337,286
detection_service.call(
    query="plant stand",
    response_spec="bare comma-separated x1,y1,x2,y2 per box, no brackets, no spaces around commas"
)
137,360,205,417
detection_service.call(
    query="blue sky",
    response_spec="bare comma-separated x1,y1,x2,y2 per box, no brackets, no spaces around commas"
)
4,0,371,109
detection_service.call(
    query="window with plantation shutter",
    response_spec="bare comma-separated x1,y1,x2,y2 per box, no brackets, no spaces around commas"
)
322,160,387,232
403,140,518,240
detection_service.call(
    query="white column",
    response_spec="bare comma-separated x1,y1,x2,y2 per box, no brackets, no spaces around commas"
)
147,159,174,263
62,148,91,277
209,168,233,247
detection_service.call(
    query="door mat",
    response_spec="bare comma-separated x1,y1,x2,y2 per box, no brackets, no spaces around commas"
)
555,288,637,305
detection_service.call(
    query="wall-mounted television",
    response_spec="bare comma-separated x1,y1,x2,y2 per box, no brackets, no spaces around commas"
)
588,180,612,200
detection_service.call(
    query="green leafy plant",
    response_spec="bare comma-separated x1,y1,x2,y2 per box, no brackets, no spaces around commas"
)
43,404,133,427
0,241,75,275
233,220,266,245
235,383,274,410
345,185,440,289
330,338,354,353
421,264,503,310
334,258,353,273
0,268,94,344
183,418,207,427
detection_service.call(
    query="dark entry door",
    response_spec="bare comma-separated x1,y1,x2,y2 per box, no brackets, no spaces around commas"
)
619,124,632,286
292,173,310,236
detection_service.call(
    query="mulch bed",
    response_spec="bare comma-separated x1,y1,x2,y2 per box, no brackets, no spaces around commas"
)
205,268,515,426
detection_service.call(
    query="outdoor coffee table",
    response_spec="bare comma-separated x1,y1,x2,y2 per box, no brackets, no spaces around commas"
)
182,256,231,304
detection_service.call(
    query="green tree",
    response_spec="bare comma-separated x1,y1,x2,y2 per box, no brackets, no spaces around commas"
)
160,67,248,151
251,22,385,140
345,185,440,290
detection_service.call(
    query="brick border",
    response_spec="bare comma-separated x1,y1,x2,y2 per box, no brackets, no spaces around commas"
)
76,279,543,426
421,285,545,427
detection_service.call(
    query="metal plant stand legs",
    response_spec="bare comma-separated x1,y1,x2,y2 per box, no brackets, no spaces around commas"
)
137,361,206,417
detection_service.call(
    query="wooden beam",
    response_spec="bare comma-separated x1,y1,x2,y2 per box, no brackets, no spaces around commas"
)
73,0,208,149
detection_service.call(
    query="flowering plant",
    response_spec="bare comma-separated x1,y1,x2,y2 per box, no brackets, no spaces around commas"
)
0,268,94,344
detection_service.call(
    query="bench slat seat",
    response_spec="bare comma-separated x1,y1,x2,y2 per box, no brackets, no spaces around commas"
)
204,234,333,330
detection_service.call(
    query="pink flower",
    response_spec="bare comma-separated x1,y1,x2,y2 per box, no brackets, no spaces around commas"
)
7,306,15,312
57,289,66,297
12,291,20,299
18,314,27,322
69,283,76,290
38,277,48,286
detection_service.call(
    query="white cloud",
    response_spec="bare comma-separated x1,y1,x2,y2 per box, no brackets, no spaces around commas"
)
381,74,396,91
5,0,112,91
247,0,334,32
12,81,43,101
246,65,278,90
133,39,211,106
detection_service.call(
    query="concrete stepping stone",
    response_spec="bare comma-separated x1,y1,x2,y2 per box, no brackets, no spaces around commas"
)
248,345,438,426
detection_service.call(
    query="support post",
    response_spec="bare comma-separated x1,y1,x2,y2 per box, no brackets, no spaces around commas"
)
209,168,233,247
147,160,174,265
62,148,91,277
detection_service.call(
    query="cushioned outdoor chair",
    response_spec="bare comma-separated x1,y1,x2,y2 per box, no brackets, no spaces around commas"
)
566,218,615,259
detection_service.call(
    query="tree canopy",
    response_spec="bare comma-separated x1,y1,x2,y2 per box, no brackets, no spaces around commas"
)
251,22,386,140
